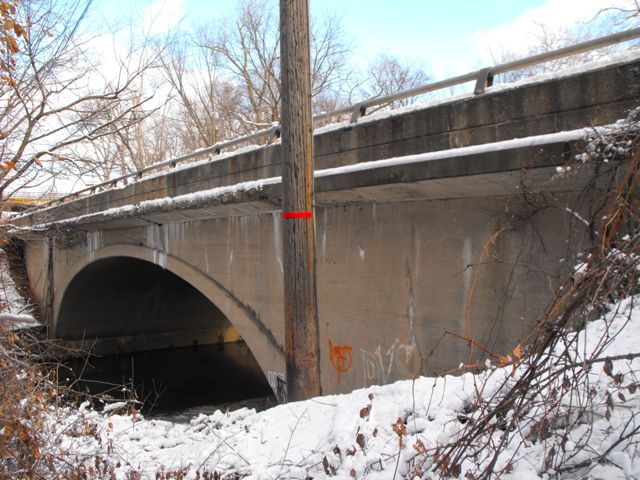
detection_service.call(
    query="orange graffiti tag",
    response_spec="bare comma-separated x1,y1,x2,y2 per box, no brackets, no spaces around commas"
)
329,341,353,373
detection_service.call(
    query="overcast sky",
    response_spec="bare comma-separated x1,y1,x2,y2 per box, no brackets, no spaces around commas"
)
94,0,636,79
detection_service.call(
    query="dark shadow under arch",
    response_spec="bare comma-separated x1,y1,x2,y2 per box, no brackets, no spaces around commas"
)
58,256,275,413
58,256,229,340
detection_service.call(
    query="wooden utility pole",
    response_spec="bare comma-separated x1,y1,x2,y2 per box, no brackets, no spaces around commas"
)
279,0,321,401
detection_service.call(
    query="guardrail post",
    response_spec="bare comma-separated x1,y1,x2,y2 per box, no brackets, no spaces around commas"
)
474,68,494,94
350,103,366,123
267,124,281,144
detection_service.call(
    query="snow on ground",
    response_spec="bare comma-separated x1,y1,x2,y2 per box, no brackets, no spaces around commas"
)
0,250,37,329
1,226,638,478
40,294,640,479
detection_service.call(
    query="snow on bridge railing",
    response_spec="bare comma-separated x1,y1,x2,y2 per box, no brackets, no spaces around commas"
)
38,26,640,211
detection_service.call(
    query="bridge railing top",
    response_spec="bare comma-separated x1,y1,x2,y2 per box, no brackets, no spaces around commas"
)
33,26,640,211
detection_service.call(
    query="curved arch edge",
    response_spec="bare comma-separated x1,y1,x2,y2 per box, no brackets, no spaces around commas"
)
54,244,285,381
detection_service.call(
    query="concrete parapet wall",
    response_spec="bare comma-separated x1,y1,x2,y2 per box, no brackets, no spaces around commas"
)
12,56,640,228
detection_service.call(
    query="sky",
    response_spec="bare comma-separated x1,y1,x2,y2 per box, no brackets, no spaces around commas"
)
93,0,636,79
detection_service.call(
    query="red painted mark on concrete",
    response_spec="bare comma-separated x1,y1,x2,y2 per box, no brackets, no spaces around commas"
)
329,340,353,374
282,211,313,219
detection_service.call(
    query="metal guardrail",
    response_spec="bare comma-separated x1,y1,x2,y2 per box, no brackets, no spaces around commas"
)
2,193,62,208
41,26,640,209
5,191,64,200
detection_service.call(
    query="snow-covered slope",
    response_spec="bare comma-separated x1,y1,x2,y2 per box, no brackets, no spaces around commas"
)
42,295,639,480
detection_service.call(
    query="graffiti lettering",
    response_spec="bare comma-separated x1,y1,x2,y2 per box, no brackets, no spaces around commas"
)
360,339,420,387
267,371,287,403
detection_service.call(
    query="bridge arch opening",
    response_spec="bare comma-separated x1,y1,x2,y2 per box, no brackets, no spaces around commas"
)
57,256,275,413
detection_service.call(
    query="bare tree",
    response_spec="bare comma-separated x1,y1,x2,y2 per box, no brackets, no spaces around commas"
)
0,0,24,85
194,0,352,135
348,54,430,113
199,0,280,133
81,85,173,181
486,9,637,84
0,0,158,199
159,34,243,152
309,13,354,113
599,1,640,26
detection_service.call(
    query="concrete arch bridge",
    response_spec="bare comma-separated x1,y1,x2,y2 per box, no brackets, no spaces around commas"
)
10,53,640,403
